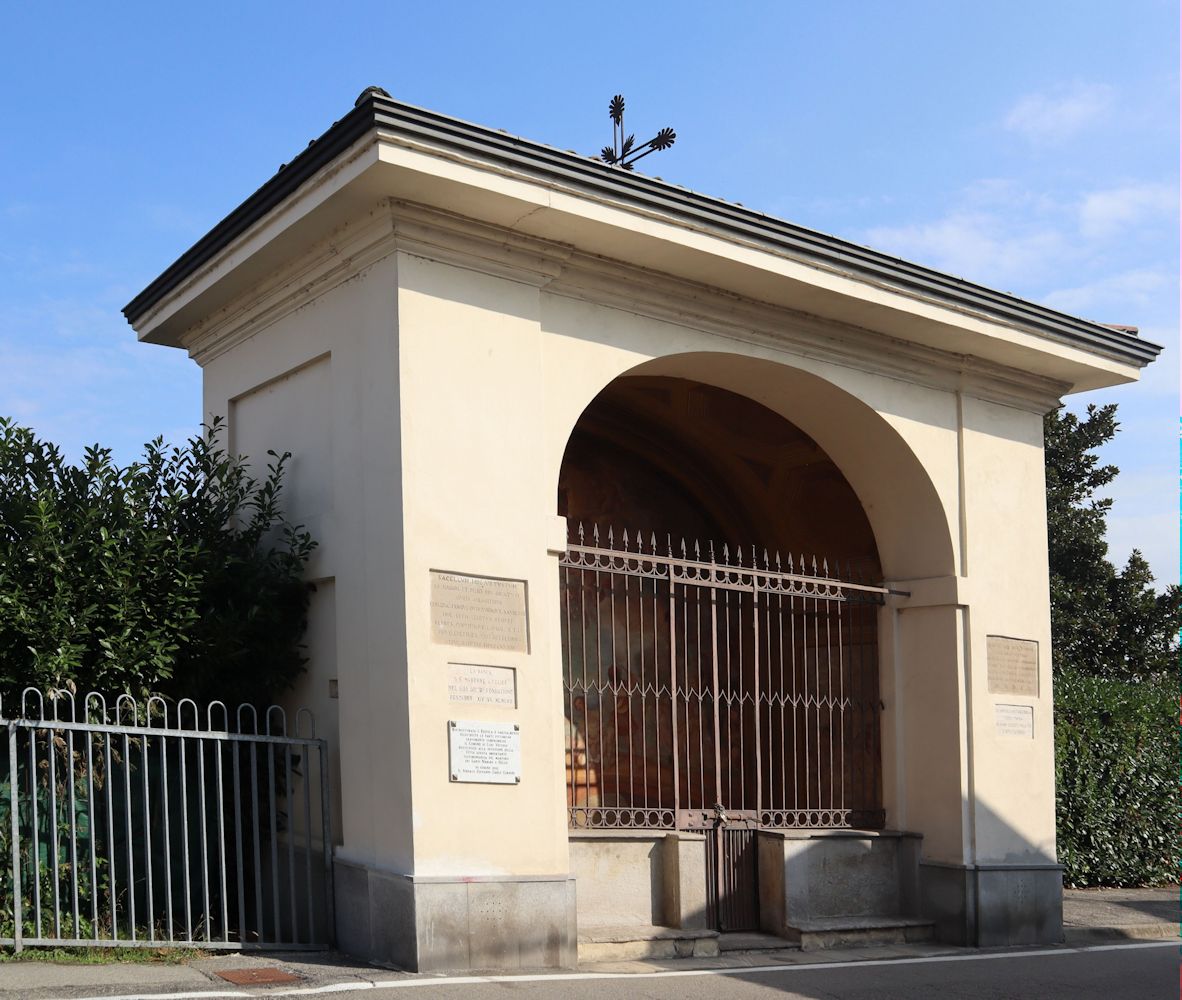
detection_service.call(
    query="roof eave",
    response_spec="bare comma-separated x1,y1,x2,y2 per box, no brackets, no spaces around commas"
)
123,91,1163,372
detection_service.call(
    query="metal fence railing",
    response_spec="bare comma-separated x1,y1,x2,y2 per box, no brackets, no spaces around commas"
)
1,689,332,952
560,524,887,832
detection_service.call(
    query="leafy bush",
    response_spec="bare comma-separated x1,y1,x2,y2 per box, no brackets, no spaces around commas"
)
0,417,315,709
1054,667,1177,887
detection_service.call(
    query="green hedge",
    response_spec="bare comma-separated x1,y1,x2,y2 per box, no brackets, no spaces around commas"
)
0,417,315,708
1054,667,1177,887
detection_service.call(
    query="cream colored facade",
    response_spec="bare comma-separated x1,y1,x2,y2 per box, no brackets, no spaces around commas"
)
126,92,1158,970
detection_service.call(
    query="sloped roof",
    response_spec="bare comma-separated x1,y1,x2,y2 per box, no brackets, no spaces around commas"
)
123,89,1161,369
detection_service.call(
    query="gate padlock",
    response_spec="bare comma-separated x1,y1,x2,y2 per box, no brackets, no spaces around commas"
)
713,802,729,824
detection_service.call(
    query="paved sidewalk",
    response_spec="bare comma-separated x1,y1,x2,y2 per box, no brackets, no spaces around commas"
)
0,950,414,999
0,887,1176,998
1062,886,1178,944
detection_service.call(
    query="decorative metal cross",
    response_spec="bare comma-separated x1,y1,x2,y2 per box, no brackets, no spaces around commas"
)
598,95,676,171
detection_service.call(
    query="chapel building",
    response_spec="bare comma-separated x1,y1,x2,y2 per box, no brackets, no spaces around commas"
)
124,88,1161,971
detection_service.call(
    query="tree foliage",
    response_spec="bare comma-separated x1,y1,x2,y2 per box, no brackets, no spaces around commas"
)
0,417,315,709
1045,403,1181,680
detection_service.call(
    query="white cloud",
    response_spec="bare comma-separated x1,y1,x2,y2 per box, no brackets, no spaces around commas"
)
960,177,1062,214
1041,268,1173,317
1078,182,1179,239
1120,330,1179,398
862,174,1178,309
1003,83,1114,143
862,211,1066,288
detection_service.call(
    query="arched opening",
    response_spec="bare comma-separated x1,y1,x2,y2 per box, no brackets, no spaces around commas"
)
558,374,891,929
558,375,881,577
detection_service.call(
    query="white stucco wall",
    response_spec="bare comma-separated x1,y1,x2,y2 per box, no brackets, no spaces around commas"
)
202,253,412,871
960,396,1055,865
188,198,1066,886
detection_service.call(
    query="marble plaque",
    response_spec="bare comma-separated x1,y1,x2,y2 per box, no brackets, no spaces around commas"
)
994,703,1035,739
448,720,521,784
430,572,528,653
986,636,1039,697
448,663,517,708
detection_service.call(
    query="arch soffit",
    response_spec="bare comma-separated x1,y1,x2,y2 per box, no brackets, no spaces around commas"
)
555,350,957,581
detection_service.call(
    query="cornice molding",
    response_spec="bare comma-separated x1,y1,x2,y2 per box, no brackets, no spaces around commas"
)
183,197,1068,412
372,129,1095,389
184,207,400,365
384,203,1067,411
392,211,572,288
546,248,1069,413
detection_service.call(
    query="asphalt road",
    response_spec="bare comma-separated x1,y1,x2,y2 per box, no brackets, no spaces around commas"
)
316,944,1178,1000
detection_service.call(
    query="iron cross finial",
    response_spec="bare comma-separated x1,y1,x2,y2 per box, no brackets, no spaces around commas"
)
598,94,676,171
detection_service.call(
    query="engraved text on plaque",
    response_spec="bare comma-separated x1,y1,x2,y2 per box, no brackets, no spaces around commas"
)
430,572,528,653
994,703,1035,739
986,636,1039,697
447,663,517,707
448,720,521,784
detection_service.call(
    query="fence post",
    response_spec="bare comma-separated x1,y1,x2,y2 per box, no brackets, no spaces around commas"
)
318,739,335,946
8,721,22,953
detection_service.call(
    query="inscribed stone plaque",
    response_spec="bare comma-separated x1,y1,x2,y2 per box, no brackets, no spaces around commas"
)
986,636,1039,697
994,703,1035,739
447,663,517,708
448,720,521,784
430,572,528,653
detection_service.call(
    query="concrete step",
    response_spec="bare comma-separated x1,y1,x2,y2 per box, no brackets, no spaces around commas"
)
577,924,720,963
718,931,801,955
785,915,935,951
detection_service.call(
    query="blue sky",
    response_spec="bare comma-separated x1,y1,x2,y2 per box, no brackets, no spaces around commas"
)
1,1,1177,584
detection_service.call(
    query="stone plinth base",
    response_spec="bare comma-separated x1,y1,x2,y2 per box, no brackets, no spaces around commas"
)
757,828,923,937
334,858,577,971
569,831,709,931
919,861,1063,946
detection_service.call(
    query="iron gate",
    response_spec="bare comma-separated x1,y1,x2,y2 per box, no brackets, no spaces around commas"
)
1,689,332,951
560,525,886,929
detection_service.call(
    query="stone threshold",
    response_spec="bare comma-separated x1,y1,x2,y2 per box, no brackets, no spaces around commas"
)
718,931,801,953
579,923,718,944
